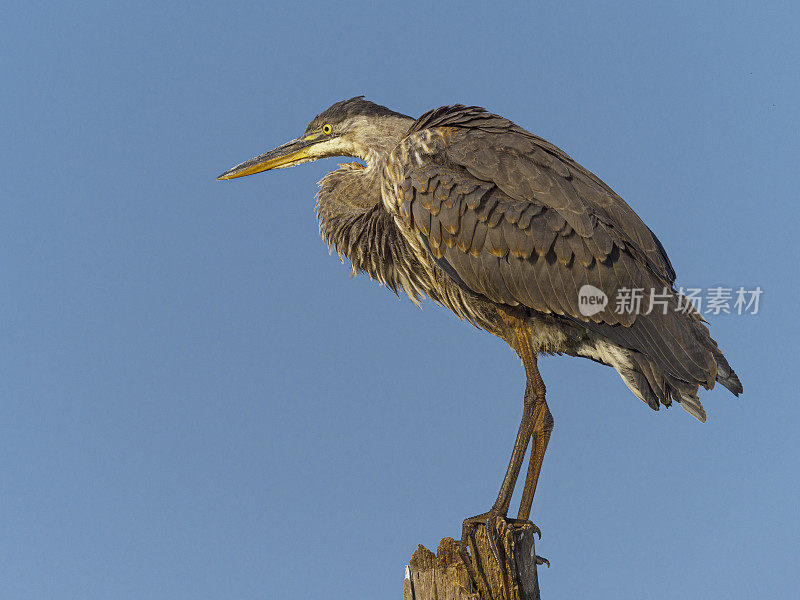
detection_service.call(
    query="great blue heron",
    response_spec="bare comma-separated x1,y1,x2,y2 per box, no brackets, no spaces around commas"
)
218,96,742,586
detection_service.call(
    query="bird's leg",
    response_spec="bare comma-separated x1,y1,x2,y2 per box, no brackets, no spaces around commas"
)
458,385,535,599
458,319,542,597
516,361,553,523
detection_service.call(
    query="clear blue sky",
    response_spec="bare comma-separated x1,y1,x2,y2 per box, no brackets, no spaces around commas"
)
2,2,798,598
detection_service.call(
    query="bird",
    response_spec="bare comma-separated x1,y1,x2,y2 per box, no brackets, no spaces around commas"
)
218,96,742,589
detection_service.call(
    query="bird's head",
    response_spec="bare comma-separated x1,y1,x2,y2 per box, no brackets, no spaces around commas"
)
217,96,413,180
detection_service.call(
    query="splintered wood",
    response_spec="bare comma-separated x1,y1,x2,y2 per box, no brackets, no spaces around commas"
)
404,523,541,600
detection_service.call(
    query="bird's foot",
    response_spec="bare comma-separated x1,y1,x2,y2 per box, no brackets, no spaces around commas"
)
457,510,542,600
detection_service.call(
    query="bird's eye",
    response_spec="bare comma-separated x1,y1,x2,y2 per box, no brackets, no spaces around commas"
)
322,123,333,135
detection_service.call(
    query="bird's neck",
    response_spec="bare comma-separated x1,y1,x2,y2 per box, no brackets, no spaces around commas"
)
316,157,386,259
317,154,384,215
315,158,427,301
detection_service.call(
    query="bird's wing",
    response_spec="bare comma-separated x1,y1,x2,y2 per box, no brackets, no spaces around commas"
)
388,106,719,397
407,105,676,284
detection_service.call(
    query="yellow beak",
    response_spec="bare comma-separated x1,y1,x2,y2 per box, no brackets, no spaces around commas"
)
217,134,320,180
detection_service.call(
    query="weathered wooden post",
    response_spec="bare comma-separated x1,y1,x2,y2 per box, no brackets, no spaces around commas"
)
404,522,542,600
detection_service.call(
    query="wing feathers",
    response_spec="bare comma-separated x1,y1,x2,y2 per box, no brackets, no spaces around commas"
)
391,109,732,400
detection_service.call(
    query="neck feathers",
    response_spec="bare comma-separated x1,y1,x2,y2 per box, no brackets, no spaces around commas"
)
315,161,428,302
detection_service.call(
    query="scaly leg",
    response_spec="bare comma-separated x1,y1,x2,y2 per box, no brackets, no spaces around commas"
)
459,319,549,597
516,362,553,524
458,385,536,599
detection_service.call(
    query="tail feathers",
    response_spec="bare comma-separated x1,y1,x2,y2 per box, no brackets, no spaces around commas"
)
581,337,741,423
624,350,740,423
684,305,743,396
714,350,743,396
678,393,707,423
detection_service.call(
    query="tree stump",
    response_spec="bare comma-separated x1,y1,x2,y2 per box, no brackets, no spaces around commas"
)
404,522,542,600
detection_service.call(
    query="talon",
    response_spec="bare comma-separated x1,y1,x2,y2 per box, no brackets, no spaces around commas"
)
459,517,494,600
536,555,550,568
507,518,542,540
485,512,504,569
460,510,547,598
